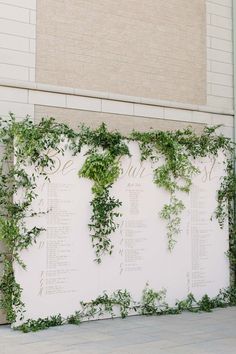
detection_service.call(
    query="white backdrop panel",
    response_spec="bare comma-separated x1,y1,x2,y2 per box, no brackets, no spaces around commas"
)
14,142,229,324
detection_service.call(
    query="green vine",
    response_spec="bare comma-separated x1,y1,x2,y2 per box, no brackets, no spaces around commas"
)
0,115,235,324
131,127,235,251
16,314,65,333
215,158,236,276
140,284,170,315
0,258,24,322
80,289,132,319
79,152,122,262
77,124,130,262
160,196,185,250
0,114,78,321
14,285,236,332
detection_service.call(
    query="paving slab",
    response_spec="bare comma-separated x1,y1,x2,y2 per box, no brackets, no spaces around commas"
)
0,307,235,354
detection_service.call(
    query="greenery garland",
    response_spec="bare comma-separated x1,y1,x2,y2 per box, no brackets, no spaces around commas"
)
0,114,235,324
130,127,235,250
15,285,236,333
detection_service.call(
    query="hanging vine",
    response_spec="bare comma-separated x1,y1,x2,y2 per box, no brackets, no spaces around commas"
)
131,127,236,251
78,124,130,263
0,114,235,325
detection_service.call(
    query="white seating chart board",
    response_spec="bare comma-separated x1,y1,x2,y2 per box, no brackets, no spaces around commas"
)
14,142,229,324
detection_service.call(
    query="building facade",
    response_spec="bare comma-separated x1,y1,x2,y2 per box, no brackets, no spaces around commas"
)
0,0,234,323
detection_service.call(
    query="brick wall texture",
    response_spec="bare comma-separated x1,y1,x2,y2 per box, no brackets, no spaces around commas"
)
36,0,206,105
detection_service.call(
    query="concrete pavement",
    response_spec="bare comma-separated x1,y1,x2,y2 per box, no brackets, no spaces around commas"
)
1,307,236,354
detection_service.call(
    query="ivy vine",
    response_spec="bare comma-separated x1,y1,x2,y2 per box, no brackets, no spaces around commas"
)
0,114,235,325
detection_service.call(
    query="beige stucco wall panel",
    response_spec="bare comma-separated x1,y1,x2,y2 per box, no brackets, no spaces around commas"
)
36,0,206,105
35,105,204,135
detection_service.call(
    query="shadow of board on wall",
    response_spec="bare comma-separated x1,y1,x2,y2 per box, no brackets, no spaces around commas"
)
0,310,6,324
